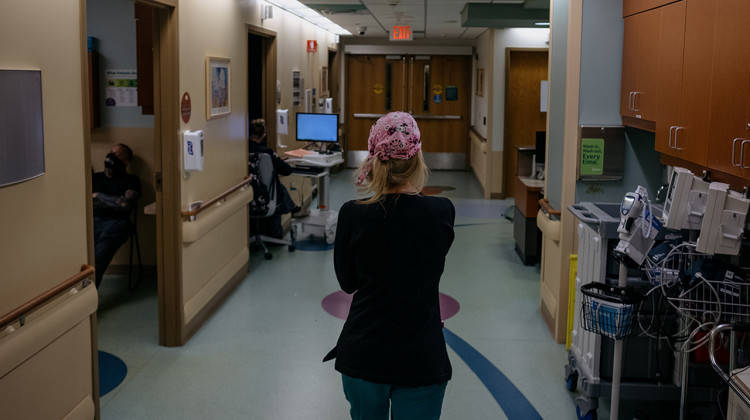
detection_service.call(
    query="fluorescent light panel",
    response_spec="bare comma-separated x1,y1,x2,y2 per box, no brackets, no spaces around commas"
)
265,0,351,35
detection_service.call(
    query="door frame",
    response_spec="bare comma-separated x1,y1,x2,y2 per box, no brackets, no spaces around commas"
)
247,25,277,149
502,47,549,198
146,0,182,347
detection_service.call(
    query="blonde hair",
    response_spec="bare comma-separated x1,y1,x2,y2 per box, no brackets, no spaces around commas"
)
357,151,429,204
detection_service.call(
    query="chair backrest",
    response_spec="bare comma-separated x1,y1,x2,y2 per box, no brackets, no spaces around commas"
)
248,152,278,217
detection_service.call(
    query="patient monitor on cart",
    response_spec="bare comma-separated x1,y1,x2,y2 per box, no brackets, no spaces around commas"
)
614,185,661,266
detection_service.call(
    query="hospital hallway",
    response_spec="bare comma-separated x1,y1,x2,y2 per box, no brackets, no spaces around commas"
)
96,169,647,419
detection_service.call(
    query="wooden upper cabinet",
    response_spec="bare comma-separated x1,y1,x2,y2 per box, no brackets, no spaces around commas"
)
654,1,686,155
651,0,714,165
620,15,640,119
706,0,750,177
621,7,661,126
670,0,715,165
623,0,680,17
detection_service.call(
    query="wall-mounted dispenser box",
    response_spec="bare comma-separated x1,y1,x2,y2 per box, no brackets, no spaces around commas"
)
577,125,626,181
183,130,204,171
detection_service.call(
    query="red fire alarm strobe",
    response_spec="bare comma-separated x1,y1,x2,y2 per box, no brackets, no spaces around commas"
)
307,40,318,52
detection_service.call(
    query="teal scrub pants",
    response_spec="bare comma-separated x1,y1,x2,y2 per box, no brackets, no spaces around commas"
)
342,374,448,420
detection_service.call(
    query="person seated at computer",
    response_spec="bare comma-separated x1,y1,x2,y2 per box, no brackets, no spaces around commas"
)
248,118,307,238
92,143,141,288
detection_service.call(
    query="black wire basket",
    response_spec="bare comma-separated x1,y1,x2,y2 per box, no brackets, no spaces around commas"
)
580,282,644,340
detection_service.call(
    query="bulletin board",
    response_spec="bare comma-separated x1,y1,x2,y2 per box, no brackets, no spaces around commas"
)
0,70,45,187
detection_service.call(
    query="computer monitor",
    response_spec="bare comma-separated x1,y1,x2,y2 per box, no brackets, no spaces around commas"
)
296,112,339,144
535,131,546,164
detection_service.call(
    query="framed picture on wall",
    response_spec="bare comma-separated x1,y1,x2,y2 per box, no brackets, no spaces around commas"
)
206,56,230,119
476,68,484,97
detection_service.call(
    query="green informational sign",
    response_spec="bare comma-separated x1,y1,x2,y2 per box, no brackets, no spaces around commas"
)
580,138,604,175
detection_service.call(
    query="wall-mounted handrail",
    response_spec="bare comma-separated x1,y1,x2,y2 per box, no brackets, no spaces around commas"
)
181,176,252,220
0,264,94,329
469,126,486,143
539,198,561,216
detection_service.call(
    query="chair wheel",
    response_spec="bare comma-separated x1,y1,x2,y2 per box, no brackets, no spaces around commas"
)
264,252,273,260
289,245,296,252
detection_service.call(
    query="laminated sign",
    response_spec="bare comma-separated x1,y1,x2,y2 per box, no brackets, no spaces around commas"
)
580,138,604,176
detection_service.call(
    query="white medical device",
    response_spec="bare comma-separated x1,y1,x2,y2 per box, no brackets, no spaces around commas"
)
614,185,661,266
684,176,710,230
696,182,749,255
662,167,694,230
696,182,729,254
324,97,333,114
183,130,204,171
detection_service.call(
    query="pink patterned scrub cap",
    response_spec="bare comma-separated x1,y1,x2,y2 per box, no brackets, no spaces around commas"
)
356,111,421,185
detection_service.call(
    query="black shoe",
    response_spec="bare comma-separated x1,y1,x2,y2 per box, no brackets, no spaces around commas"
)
292,207,310,218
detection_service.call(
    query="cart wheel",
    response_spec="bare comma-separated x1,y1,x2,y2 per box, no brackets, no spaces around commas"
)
576,405,597,420
264,252,273,260
565,371,579,392
288,245,296,252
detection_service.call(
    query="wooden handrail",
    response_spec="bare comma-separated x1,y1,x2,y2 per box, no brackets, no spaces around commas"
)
0,264,94,328
539,198,562,216
181,176,252,219
469,126,486,142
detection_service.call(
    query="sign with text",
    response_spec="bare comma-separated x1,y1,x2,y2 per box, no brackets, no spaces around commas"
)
307,40,317,52
390,26,413,41
580,138,605,176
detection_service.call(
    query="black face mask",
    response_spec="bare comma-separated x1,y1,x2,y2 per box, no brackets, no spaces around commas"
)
104,153,126,176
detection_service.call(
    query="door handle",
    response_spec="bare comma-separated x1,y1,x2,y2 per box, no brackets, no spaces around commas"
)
673,127,685,150
742,139,750,169
669,126,677,149
732,138,743,167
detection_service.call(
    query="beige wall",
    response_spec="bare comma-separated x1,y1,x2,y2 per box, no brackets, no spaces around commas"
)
0,0,97,417
261,4,339,148
176,0,337,322
0,0,90,320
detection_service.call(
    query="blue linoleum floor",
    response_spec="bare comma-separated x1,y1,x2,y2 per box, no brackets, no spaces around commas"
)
95,169,611,419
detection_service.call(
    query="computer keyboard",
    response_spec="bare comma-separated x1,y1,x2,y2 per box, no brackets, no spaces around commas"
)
292,165,326,175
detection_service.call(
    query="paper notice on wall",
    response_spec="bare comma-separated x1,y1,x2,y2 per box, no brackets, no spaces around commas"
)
580,138,605,176
105,69,138,107
277,109,289,135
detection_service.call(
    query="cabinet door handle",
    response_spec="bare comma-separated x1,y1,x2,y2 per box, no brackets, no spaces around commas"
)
742,139,750,169
732,138,743,167
669,126,677,149
674,127,685,150
629,92,635,111
633,92,640,112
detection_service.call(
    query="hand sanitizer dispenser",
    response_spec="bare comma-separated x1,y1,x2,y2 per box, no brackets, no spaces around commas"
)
184,130,204,171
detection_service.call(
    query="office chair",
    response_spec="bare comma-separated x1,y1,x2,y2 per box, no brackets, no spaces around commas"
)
248,153,296,260
128,201,143,291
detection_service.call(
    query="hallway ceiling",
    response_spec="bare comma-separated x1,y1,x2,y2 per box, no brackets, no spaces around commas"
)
302,0,551,39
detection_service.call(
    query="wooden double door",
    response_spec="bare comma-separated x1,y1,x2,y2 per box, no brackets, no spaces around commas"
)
345,54,471,169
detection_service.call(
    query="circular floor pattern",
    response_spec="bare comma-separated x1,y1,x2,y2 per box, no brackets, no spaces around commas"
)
98,350,127,396
322,290,460,321
421,185,456,196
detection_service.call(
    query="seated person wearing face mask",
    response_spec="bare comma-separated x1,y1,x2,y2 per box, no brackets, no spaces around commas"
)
92,143,141,288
